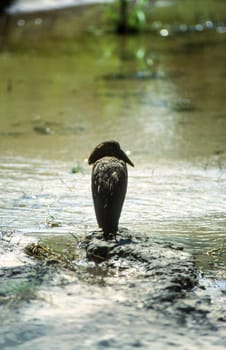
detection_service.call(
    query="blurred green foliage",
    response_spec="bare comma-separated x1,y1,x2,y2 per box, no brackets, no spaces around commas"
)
109,0,148,33
107,0,220,34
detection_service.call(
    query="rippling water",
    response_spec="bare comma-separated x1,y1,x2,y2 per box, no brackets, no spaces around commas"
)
0,155,225,278
0,9,226,349
0,24,226,280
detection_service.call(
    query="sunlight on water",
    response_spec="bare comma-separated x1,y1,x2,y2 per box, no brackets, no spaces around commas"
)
0,7,226,349
0,156,225,278
0,157,92,232
0,25,226,280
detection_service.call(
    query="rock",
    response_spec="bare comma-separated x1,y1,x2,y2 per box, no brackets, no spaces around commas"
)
85,230,198,310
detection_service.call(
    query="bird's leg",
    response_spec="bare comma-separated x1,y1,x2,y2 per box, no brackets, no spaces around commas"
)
103,231,118,242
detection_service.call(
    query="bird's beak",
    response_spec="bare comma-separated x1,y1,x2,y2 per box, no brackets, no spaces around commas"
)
120,149,134,167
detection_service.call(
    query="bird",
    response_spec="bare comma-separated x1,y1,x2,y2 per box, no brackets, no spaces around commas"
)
88,140,134,240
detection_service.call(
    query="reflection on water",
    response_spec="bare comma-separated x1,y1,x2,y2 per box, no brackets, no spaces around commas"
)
0,156,225,278
0,29,226,279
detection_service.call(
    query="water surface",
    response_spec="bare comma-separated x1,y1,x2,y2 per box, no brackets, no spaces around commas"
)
1,28,225,278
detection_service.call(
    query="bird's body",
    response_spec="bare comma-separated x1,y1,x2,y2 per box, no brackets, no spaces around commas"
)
92,156,128,235
88,141,134,240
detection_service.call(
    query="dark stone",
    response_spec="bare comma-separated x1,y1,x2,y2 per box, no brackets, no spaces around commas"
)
86,238,117,263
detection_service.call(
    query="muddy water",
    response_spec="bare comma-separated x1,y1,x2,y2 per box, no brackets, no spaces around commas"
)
0,23,226,349
1,31,225,276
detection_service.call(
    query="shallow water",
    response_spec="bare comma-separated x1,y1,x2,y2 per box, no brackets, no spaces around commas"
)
1,5,226,349
1,27,225,279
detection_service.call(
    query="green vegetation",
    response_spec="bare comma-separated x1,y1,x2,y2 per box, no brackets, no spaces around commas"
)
71,163,84,174
109,0,148,33
24,241,78,271
108,0,219,34
1,0,225,45
104,0,225,34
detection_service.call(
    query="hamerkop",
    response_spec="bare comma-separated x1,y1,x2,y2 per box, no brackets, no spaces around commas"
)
88,140,134,239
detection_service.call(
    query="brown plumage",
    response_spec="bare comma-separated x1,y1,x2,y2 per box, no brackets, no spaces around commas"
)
88,140,134,239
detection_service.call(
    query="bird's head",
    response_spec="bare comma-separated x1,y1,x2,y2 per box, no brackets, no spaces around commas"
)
88,140,134,167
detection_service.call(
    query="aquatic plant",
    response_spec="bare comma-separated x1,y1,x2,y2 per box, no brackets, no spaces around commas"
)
71,163,83,174
24,242,78,271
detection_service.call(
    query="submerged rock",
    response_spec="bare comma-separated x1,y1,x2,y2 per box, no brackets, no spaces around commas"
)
85,230,197,305
85,230,226,335
1,230,226,349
